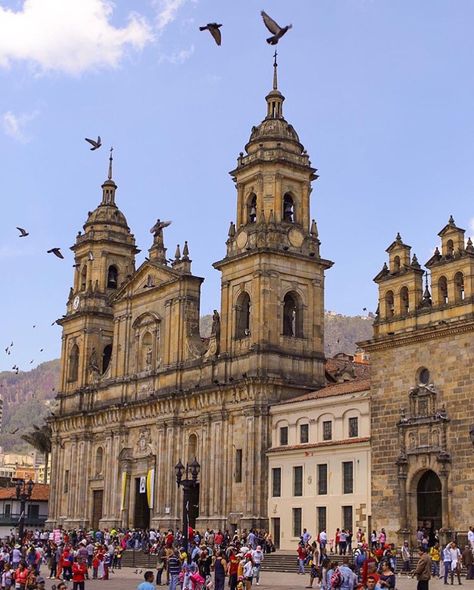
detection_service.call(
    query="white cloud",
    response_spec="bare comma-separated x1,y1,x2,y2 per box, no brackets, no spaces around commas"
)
0,0,154,75
159,44,194,65
2,110,38,142
154,0,189,31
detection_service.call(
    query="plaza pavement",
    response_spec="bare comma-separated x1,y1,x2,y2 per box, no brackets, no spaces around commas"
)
39,569,474,590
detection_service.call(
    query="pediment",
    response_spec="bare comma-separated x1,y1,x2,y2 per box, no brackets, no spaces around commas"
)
113,260,180,301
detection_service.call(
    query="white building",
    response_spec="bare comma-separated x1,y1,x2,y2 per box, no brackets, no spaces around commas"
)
267,377,371,551
0,483,49,538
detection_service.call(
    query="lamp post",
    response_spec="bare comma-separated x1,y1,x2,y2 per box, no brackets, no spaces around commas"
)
15,478,34,542
175,458,200,562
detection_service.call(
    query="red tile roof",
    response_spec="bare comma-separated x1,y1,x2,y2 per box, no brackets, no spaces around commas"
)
267,436,371,453
325,357,371,382
0,484,49,502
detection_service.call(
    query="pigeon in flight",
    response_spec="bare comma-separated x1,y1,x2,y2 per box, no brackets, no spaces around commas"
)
199,23,222,46
16,227,29,237
85,136,102,151
261,10,292,45
47,248,64,259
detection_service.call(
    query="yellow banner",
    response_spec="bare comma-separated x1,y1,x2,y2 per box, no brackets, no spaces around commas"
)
146,468,155,509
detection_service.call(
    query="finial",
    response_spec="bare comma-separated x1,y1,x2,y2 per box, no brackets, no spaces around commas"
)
396,232,402,242
467,237,474,253
411,253,420,268
108,147,114,180
422,271,432,307
448,214,455,225
182,241,190,259
273,50,278,90
174,244,181,260
310,219,319,238
228,221,236,238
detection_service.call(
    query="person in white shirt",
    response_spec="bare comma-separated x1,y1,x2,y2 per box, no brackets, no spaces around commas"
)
446,542,462,586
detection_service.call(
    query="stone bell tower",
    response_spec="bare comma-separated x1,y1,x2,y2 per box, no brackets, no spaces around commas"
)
58,150,139,398
214,54,333,386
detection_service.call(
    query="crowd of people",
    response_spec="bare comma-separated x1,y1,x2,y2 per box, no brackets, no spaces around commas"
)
0,524,472,590
294,525,474,590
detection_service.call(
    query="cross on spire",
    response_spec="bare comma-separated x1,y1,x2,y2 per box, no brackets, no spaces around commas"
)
273,50,278,90
108,146,114,180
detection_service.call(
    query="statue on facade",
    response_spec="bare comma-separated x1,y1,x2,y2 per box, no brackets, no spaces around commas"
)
211,310,221,339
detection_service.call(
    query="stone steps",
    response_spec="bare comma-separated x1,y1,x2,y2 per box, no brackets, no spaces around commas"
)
121,550,423,573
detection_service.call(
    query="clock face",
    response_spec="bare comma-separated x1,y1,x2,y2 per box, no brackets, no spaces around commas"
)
73,296,80,310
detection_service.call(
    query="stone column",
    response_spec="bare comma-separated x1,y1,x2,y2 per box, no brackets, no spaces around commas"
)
440,466,451,531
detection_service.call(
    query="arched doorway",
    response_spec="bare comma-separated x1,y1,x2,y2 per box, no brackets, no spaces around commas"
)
417,470,442,531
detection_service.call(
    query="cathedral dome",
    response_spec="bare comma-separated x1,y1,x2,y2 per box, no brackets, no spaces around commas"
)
84,201,129,231
247,116,301,146
82,153,130,233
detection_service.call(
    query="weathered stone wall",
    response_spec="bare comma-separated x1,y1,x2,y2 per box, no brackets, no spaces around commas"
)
367,324,474,541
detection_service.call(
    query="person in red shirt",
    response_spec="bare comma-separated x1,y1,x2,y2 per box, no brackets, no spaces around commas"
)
13,561,28,590
72,556,88,590
297,543,307,574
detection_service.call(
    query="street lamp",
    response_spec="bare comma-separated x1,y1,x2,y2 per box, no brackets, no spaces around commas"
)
15,478,34,542
175,458,200,562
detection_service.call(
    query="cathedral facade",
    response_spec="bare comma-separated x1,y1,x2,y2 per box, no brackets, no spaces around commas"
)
47,62,333,532
362,222,474,543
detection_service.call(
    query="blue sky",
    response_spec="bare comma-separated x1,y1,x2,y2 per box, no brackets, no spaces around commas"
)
1,0,474,371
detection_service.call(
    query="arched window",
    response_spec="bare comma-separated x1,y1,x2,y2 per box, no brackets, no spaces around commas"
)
283,291,303,337
438,276,448,305
102,344,112,374
107,265,118,289
417,367,430,385
188,434,198,462
141,332,153,371
446,239,454,256
385,290,394,318
283,193,295,223
68,344,79,382
81,266,87,291
95,447,104,476
236,292,251,338
247,194,257,224
454,271,464,302
400,286,409,315
393,256,401,272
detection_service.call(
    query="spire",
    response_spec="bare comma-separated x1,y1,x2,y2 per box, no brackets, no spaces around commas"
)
273,50,278,90
265,51,284,119
108,146,113,180
101,147,117,206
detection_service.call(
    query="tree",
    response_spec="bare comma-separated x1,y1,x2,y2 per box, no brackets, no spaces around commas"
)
21,423,52,484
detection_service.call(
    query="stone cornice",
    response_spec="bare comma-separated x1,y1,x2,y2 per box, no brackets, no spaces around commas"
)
360,317,474,352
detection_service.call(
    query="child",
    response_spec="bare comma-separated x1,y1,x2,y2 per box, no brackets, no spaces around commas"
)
92,553,99,579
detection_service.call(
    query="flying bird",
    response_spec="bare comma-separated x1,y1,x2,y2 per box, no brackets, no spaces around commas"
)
47,248,64,259
199,23,222,46
85,136,102,151
261,10,292,45
16,227,29,237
